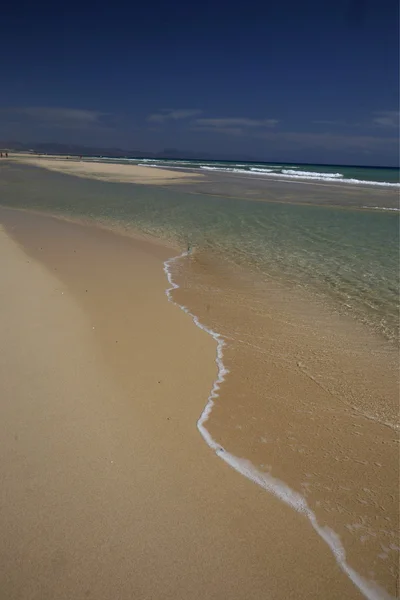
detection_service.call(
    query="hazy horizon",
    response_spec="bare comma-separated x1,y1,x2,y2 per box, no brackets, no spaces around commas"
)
2,140,399,169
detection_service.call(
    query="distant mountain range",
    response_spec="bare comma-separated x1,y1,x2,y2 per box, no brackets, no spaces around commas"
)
0,140,259,163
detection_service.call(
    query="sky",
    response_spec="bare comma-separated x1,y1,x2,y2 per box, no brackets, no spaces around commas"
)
0,0,398,165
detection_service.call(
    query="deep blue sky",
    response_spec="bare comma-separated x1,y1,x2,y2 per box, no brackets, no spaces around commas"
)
0,0,398,165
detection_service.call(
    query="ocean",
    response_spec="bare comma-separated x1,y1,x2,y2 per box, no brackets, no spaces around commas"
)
87,157,400,188
0,158,399,598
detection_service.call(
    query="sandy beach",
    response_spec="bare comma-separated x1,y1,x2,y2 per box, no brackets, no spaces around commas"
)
10,154,203,185
0,207,369,599
9,153,399,212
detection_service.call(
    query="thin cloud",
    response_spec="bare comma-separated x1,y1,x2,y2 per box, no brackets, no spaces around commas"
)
372,110,399,128
0,106,113,129
195,117,279,130
191,125,244,136
192,116,279,137
256,130,398,151
20,107,103,123
313,119,347,126
314,112,400,131
147,112,279,133
147,108,203,123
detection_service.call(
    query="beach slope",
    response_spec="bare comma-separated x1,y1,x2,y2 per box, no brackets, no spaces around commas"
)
0,209,364,599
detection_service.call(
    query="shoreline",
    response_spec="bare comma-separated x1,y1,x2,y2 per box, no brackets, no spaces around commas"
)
9,153,399,192
164,250,397,600
6,154,399,213
173,242,399,583
0,206,368,599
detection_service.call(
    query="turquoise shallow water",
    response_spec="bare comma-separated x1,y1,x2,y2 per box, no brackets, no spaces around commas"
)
0,162,398,342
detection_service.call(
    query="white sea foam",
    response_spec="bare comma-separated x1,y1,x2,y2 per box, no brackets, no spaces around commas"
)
163,251,395,600
199,165,400,187
200,166,253,174
133,158,158,163
137,163,166,168
282,169,343,178
364,206,400,212
81,157,399,189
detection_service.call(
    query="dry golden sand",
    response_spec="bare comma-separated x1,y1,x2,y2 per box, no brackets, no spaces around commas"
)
0,208,365,599
10,154,203,185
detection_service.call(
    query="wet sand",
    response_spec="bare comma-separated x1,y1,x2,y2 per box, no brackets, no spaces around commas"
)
0,207,367,600
173,253,399,595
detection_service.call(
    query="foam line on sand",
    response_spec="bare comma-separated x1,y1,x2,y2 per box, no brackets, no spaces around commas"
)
163,251,394,600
